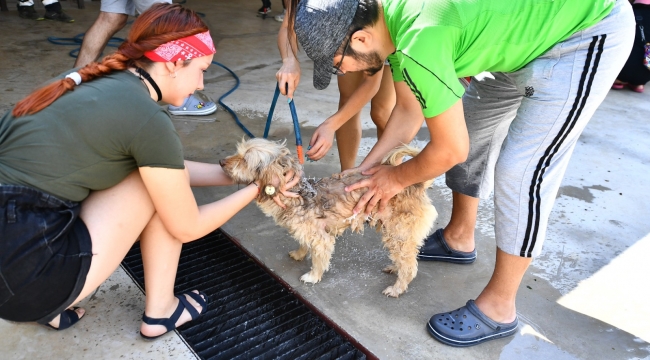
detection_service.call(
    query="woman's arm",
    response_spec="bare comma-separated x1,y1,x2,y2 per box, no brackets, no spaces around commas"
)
139,166,258,242
276,1,301,98
306,71,383,160
139,164,300,242
184,160,235,187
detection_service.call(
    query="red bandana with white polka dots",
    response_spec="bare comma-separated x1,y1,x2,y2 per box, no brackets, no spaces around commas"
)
144,31,216,62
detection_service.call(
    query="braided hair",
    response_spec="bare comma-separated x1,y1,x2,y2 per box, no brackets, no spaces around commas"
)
13,3,208,117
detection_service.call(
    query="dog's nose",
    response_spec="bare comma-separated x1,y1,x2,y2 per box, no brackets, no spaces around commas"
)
219,158,226,167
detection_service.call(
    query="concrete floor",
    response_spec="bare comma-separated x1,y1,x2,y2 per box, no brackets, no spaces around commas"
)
1,0,649,359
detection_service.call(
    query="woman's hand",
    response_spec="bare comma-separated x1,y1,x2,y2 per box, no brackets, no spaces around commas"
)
344,165,405,215
306,123,336,161
272,170,301,208
276,58,301,99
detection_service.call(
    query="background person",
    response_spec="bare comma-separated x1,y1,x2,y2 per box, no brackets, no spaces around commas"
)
289,0,634,347
0,3,296,338
612,0,650,93
17,0,73,22
275,0,395,171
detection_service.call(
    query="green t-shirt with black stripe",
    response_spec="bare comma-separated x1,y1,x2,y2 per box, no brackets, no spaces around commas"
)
384,0,615,118
0,70,185,202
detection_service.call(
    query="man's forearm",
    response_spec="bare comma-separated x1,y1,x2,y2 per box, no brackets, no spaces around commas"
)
395,99,469,187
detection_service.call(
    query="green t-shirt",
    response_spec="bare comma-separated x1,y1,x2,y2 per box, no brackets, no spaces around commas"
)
0,70,185,202
384,0,615,118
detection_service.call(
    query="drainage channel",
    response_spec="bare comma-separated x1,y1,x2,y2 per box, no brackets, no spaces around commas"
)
121,229,375,360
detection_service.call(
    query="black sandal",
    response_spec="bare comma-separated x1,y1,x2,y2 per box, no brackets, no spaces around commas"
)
45,307,83,331
140,291,208,340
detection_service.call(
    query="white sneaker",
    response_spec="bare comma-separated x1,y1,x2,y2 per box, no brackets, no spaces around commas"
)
274,9,285,22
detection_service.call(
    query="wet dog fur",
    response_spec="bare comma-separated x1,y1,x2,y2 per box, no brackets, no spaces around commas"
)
220,138,437,297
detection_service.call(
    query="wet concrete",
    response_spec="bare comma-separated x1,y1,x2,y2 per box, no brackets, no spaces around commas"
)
1,0,649,358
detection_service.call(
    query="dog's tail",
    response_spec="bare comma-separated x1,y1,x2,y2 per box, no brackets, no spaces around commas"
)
381,144,434,188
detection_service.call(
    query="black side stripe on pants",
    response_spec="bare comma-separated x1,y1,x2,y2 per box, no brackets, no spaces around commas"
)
520,34,607,257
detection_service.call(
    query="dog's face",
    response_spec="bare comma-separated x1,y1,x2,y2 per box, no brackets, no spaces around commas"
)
220,138,301,189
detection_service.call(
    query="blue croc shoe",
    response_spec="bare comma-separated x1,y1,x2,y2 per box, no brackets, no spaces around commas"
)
427,300,518,347
418,228,477,264
168,94,217,116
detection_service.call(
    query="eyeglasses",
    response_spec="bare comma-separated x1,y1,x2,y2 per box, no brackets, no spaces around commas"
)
331,28,360,76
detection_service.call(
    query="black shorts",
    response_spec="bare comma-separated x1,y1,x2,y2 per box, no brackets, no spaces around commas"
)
0,185,93,324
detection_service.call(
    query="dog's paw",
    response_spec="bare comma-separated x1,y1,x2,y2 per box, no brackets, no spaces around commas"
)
382,286,404,298
289,250,306,261
300,272,322,284
382,265,398,274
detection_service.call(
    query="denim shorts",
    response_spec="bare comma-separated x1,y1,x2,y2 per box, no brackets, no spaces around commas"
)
0,185,93,324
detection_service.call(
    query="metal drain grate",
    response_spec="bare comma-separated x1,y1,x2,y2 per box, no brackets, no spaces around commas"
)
121,229,371,360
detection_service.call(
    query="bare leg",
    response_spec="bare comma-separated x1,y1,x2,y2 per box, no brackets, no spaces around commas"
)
444,191,529,322
48,171,203,334
369,65,395,140
138,214,205,337
74,12,128,68
335,72,365,171
48,171,154,328
474,248,531,323
443,191,479,253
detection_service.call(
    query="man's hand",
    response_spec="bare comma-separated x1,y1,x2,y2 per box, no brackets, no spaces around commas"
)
344,165,405,215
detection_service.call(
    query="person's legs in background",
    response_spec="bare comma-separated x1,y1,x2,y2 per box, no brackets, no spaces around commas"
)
368,65,395,140
74,11,129,67
17,0,73,22
75,0,136,67
16,0,42,19
274,0,286,22
334,65,394,171
258,0,271,16
334,71,365,171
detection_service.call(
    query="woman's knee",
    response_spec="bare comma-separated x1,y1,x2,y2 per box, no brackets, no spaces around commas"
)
369,104,392,129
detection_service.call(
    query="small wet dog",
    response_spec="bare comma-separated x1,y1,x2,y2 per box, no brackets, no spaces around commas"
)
220,138,437,297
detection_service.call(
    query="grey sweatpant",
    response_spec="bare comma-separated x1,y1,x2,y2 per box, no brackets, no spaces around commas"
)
446,0,635,258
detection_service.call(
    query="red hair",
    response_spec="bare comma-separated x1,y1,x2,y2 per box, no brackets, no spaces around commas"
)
13,3,209,117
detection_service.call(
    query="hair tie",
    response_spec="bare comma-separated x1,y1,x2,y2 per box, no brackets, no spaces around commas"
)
65,72,82,86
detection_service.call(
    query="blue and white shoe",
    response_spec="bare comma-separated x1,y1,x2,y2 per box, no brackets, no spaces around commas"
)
168,94,217,116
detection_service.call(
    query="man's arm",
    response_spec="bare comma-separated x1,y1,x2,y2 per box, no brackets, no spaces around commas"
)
389,98,468,187
348,82,469,214
356,81,426,171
